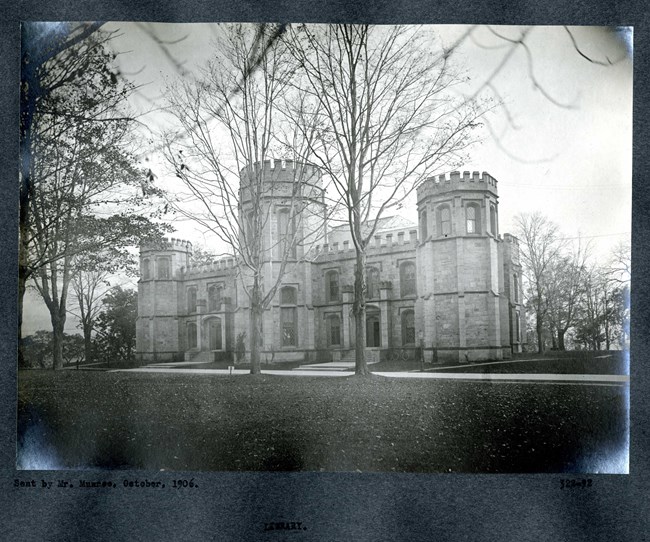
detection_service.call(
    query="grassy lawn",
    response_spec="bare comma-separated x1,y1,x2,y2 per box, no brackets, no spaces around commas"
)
17,370,628,473
427,350,628,375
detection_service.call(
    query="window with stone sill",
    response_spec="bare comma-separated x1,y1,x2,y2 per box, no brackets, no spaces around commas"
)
187,287,197,313
466,203,481,234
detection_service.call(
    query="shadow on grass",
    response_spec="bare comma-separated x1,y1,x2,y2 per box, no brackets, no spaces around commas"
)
17,370,628,473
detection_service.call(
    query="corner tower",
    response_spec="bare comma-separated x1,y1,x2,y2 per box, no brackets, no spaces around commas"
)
136,238,192,363
236,159,326,358
415,171,505,362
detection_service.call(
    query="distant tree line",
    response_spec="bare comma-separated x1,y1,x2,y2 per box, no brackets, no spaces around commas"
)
515,212,629,353
21,286,137,369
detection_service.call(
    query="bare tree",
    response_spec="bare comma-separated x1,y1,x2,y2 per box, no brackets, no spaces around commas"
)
71,267,112,365
545,240,590,350
574,243,631,351
514,212,566,353
284,24,489,374
607,241,631,286
163,24,326,374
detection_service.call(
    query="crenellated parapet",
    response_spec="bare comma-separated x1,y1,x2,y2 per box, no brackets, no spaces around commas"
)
140,237,194,254
502,233,521,266
417,170,498,203
181,257,237,277
239,159,324,203
310,229,418,262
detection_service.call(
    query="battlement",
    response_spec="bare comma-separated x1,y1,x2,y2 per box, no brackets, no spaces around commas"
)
141,237,193,253
312,229,418,261
417,170,498,202
239,159,325,207
181,257,237,277
240,159,322,186
502,233,521,266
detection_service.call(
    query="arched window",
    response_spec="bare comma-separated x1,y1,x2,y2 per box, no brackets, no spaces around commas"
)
420,210,428,240
280,285,297,305
490,204,497,236
437,205,451,237
366,267,380,299
326,314,341,346
187,322,197,349
400,261,416,297
513,274,519,303
277,208,296,259
401,310,415,345
187,287,197,313
208,285,221,312
280,286,297,347
157,257,170,279
325,270,339,302
466,203,480,234
142,259,151,280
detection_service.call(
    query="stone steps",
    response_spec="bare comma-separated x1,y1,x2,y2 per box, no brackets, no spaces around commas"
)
294,349,380,371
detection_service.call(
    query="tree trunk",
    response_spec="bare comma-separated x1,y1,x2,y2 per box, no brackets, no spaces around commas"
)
17,269,28,367
536,310,545,354
83,322,93,365
604,297,610,350
557,329,566,351
352,249,370,375
249,308,262,374
249,279,263,375
51,312,66,370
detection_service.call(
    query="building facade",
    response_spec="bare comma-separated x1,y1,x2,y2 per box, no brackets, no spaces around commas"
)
136,161,524,365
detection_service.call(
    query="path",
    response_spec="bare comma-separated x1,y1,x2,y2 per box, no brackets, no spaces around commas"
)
114,359,629,385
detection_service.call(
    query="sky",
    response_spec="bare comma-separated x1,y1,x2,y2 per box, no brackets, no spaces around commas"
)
109,23,631,251
22,23,633,335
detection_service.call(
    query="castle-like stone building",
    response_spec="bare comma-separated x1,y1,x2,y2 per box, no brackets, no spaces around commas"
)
136,160,524,365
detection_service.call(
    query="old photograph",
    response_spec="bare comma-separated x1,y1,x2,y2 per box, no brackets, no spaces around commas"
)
18,22,631,473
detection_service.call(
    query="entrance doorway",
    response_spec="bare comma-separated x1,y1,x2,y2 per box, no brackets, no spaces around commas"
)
366,313,381,347
208,318,222,350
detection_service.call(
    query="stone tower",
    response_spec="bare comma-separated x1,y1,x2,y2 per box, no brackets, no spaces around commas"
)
235,159,326,359
136,238,192,363
415,171,506,362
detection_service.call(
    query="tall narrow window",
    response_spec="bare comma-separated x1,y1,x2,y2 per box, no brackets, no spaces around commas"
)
513,274,519,303
208,285,221,312
187,287,197,313
490,204,497,235
281,308,297,346
187,322,197,349
515,310,521,342
366,267,380,299
280,286,297,347
157,257,170,279
326,270,340,302
420,210,428,240
327,314,341,346
401,310,415,345
466,204,480,234
278,208,296,259
400,261,416,297
437,205,451,237
142,259,151,280
245,211,255,245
